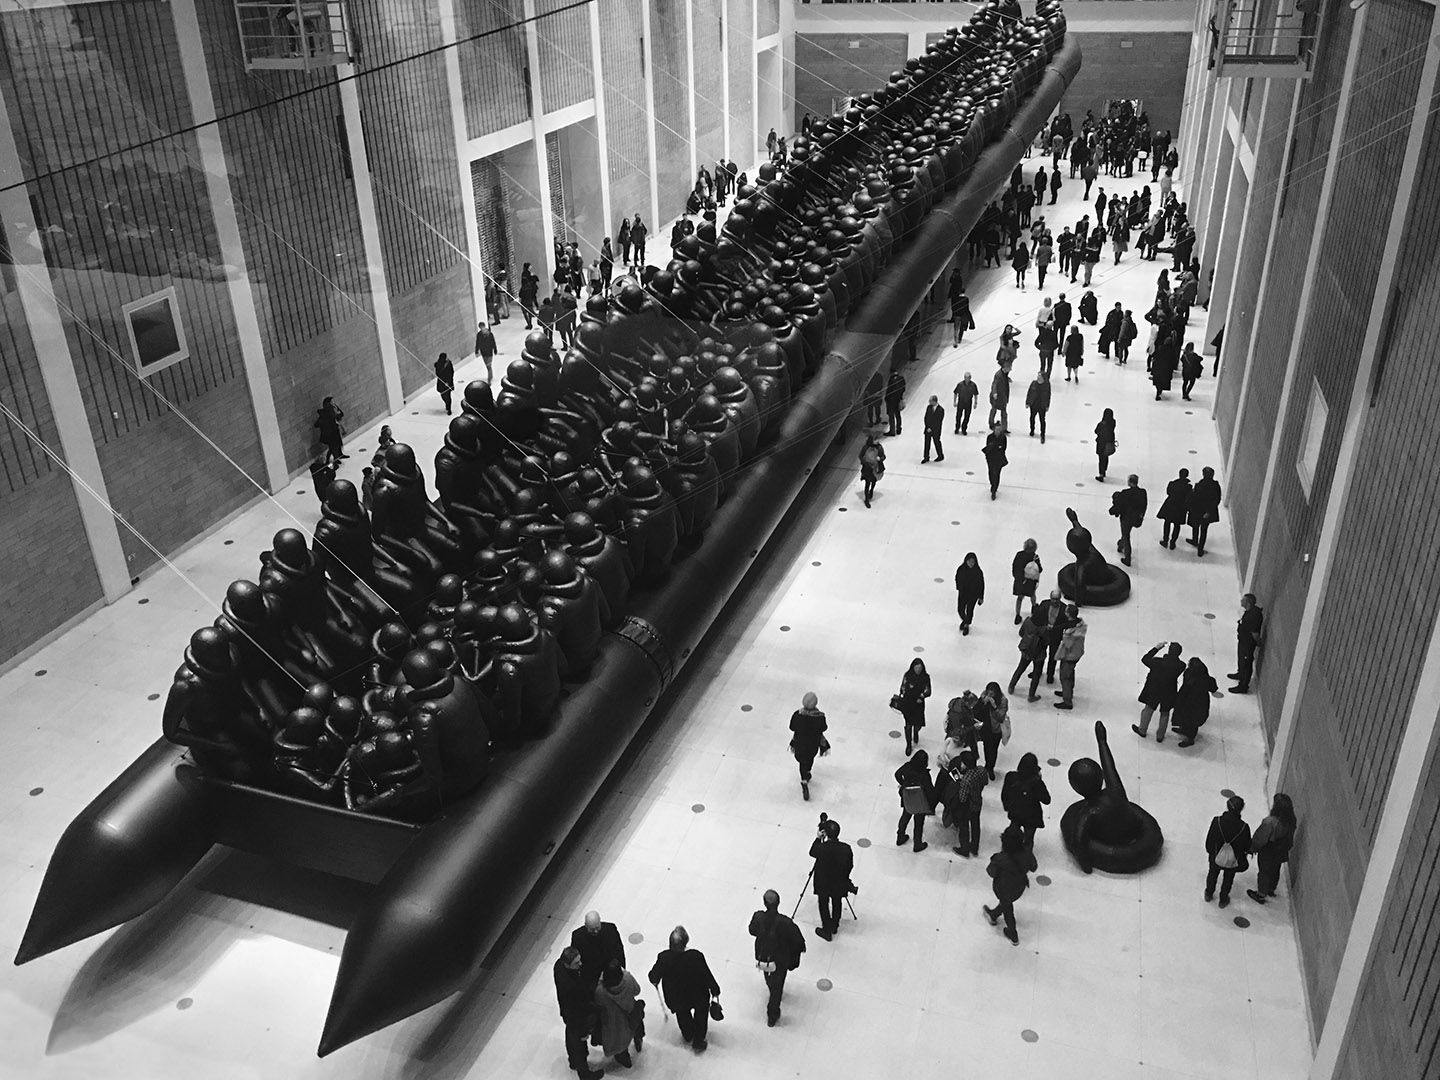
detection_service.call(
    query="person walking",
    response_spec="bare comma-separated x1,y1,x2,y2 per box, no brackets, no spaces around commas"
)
953,372,978,434
858,432,885,508
1172,656,1221,747
1008,604,1047,702
988,364,1011,431
1133,641,1185,742
537,295,557,344
982,423,1008,500
1058,228,1075,278
808,818,855,941
1099,302,1123,359
1025,370,1052,443
1116,308,1138,363
951,287,975,344
1187,466,1222,556
1012,241,1030,289
954,552,985,635
1011,538,1041,624
983,826,1038,945
1247,793,1297,904
1035,321,1058,378
897,657,932,755
884,369,906,436
434,352,455,415
1052,292,1072,346
593,961,643,1069
788,691,829,801
1035,232,1053,289
557,287,578,348
975,681,1011,780
555,947,604,1078
1063,326,1085,383
864,370,885,427
1229,593,1264,693
1081,155,1098,200
474,321,498,381
1001,753,1051,849
630,216,648,266
1109,473,1148,566
747,889,806,1026
1158,468,1192,549
1205,795,1252,908
1094,407,1116,481
647,927,721,1053
895,749,937,852
1081,228,1103,287
1110,212,1129,263
315,397,346,463
1180,342,1202,399
922,395,945,463
1052,605,1086,710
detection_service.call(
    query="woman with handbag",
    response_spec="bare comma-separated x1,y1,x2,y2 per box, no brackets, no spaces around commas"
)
858,433,885,509
788,692,829,801
1204,795,1252,908
897,658,932,756
593,960,643,1068
894,749,937,853
975,682,1012,780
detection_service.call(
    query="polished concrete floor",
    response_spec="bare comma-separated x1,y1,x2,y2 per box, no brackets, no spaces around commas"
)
0,157,1314,1079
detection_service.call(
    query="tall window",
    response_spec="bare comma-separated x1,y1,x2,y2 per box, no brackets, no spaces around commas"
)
122,288,189,378
1296,377,1327,499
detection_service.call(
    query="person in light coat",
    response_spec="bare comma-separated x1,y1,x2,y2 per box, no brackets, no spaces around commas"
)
1052,606,1086,709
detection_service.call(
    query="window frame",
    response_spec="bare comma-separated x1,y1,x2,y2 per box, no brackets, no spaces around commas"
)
121,286,189,378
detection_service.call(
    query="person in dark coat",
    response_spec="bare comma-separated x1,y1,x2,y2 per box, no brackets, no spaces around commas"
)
884,369,906,436
1157,468,1192,549
951,288,976,345
1172,657,1221,747
788,691,828,800
617,217,632,264
1117,309,1138,363
1052,292,1072,343
953,372,978,434
555,947,603,1078
1109,473,1148,566
864,370,885,427
474,321,498,381
808,818,855,940
1001,752,1051,848
570,911,627,989
922,395,945,463
315,397,346,463
747,889,806,1026
519,262,540,328
647,927,721,1052
1062,326,1084,382
954,552,985,635
1025,372,1052,442
1078,289,1099,325
1007,605,1047,702
1229,593,1264,692
895,749,937,852
433,353,454,414
983,824,1038,945
630,216,648,266
1180,342,1203,399
1010,537,1041,625
1187,466,1222,556
1098,302,1124,358
982,424,1009,500
897,658,931,755
1094,407,1116,480
858,433,885,508
1151,331,1179,399
1205,795,1252,907
1247,793,1297,903
1032,587,1071,684
1035,320,1058,377
1133,641,1185,742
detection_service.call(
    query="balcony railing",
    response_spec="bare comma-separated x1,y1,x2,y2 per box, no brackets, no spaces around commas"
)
235,0,352,70
1211,0,1318,78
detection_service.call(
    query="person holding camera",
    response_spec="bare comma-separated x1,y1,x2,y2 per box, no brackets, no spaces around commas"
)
788,692,829,801
747,889,806,1027
808,817,855,941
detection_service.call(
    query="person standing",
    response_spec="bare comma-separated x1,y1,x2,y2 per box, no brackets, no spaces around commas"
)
474,321,498,381
1008,604,1047,702
1187,466,1222,556
982,424,1009,500
858,432,885,509
988,365,1010,431
954,552,985,635
537,295,557,344
555,947,604,1079
864,369,885,427
1058,228,1075,278
1035,232,1053,289
788,691,828,801
1011,538,1041,625
1035,321,1058,378
1025,371,1052,443
949,749,989,856
1229,593,1264,693
630,216,647,266
895,749,937,853
1099,302,1124,359
1247,794,1297,904
558,287,578,348
808,819,855,941
593,961,643,1069
1052,605,1086,710
433,352,455,415
897,657,932,755
975,682,1011,780
1133,641,1185,742
1052,292,1072,346
1063,325,1085,383
571,910,627,989
983,826,1038,945
617,217,632,265
953,371,978,434
1117,308,1138,363
1081,227,1103,287
1094,407,1116,481
599,238,615,293
647,927,721,1053
1109,473,1148,566
1049,166,1062,205
492,265,510,318
1205,796,1252,908
766,127,778,157
884,369,906,436
519,262,540,329
1001,753,1051,849
1172,656,1221,747
747,889,806,1026
1033,588,1068,683
1012,241,1030,289
922,395,945,463
1158,468,1192,549
1081,155,1098,200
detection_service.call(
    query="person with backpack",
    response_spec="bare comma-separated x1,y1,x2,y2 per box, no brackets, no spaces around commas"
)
894,749,937,853
1205,795,1252,908
858,432,885,508
1010,538,1042,625
1001,753,1051,849
747,889,806,1027
1247,793,1298,904
983,826,1038,945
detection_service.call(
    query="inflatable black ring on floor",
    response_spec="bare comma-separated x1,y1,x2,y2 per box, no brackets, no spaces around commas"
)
18,34,1082,1056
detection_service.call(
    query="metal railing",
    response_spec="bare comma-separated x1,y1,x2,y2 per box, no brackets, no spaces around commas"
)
235,0,352,70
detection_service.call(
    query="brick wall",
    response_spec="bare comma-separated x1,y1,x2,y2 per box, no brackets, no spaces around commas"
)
1060,32,1189,135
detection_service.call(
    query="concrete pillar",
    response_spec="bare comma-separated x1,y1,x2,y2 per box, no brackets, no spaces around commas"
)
1197,125,1235,278
521,0,556,284
642,0,662,227
1203,158,1247,357
440,0,489,328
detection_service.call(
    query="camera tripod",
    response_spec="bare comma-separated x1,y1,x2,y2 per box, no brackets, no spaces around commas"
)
790,863,859,922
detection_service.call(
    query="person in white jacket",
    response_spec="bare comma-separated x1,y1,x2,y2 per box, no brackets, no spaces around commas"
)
1053,606,1087,710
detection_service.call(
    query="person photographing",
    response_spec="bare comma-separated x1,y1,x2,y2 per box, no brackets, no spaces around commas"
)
807,815,856,941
